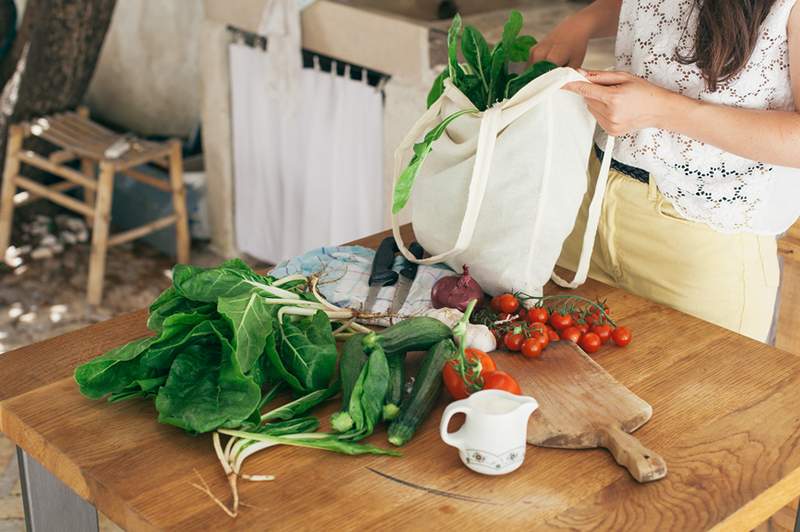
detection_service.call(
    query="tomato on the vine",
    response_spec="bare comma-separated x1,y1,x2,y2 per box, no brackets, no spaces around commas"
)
548,329,560,342
549,312,573,331
528,306,549,324
503,332,524,352
534,331,550,350
611,326,632,347
577,322,589,334
561,326,582,343
490,296,502,312
521,337,543,358
591,324,612,344
496,293,520,314
579,332,602,353
482,371,522,395
442,349,496,399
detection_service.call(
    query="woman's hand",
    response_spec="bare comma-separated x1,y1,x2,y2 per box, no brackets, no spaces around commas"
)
530,21,591,68
563,70,676,136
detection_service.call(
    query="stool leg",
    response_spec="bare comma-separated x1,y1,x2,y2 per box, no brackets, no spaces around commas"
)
168,140,190,264
0,125,24,256
87,162,114,305
81,159,95,227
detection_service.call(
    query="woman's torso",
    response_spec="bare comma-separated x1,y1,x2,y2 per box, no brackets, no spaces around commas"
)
609,0,800,235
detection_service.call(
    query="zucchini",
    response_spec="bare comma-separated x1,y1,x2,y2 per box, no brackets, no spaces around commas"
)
387,339,456,446
331,333,367,432
382,353,406,421
365,317,451,355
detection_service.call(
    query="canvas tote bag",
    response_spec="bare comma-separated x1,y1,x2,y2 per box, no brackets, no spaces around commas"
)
390,67,614,297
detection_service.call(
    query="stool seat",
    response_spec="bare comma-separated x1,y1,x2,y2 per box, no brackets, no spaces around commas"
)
27,112,172,170
0,108,190,305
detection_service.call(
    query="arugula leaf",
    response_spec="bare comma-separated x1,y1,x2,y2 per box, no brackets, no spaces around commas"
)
155,323,262,433
74,336,157,399
426,69,448,108
506,60,558,99
392,109,474,214
279,311,338,393
447,14,462,82
218,292,274,374
461,25,491,98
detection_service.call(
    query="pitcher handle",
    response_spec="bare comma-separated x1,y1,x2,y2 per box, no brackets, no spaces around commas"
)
440,402,471,450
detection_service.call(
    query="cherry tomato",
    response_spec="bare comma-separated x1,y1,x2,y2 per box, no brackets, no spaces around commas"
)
442,349,496,399
611,326,632,347
579,332,602,353
561,326,582,343
527,321,547,335
528,306,549,324
503,332,524,352
586,312,599,326
521,337,543,358
534,331,550,350
577,323,589,334
548,329,560,342
490,296,502,312
497,293,520,314
591,324,612,344
482,371,522,395
549,312,573,331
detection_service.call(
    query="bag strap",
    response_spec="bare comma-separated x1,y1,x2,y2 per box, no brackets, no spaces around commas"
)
392,105,503,265
550,134,615,288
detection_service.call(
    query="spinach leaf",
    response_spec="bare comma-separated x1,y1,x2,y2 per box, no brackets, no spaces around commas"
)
173,259,274,303
218,292,274,374
342,345,389,440
147,288,215,332
263,330,306,392
461,25,491,99
447,14,462,82
141,314,219,371
74,336,157,399
392,108,474,214
501,10,523,61
279,311,338,393
506,60,558,99
155,322,262,434
427,69,448,108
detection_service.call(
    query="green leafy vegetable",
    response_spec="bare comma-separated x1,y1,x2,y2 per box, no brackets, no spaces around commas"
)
218,292,274,374
427,69,448,108
74,337,157,399
278,311,339,393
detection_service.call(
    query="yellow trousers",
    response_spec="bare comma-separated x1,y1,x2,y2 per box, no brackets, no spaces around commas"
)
558,156,780,343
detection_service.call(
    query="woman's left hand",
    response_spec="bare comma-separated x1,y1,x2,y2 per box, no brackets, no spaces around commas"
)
563,70,674,136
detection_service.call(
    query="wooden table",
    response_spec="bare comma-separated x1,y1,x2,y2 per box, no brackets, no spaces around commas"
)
2,227,800,531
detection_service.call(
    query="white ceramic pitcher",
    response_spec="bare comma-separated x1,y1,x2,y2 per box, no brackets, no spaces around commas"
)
440,389,538,475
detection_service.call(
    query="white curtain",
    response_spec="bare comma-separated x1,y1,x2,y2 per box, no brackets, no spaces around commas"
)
229,43,384,264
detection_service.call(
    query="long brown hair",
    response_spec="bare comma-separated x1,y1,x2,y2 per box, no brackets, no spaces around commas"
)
677,0,778,92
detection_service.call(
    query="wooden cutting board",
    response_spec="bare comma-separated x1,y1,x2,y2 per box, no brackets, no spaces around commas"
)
494,341,668,483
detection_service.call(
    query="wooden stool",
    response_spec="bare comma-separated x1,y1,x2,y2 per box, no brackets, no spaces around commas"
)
0,109,190,305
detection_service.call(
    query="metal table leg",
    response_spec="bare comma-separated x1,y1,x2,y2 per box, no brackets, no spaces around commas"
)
17,447,98,532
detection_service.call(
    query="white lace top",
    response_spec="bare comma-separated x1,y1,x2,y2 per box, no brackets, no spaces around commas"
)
608,0,800,234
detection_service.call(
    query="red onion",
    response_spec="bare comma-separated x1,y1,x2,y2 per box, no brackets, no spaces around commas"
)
431,265,484,312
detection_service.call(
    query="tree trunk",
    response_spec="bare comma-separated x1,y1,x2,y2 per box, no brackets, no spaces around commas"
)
0,0,116,181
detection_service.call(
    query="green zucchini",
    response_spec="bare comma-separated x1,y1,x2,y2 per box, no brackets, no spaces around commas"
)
387,339,456,446
382,353,406,421
365,317,451,355
331,333,367,432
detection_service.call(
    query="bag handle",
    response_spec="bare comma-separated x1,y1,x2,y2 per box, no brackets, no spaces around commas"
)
550,134,615,288
391,104,503,265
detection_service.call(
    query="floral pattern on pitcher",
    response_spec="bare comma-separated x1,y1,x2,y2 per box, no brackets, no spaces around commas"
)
463,446,526,472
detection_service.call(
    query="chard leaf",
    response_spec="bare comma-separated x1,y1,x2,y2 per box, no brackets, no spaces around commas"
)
458,74,487,110
342,345,389,440
510,35,537,62
147,287,215,332
488,43,508,105
501,10,523,61
74,336,157,400
217,292,274,373
262,385,339,421
256,417,320,436
461,25,491,97
447,14,462,82
392,109,473,214
173,259,275,303
141,314,219,370
506,60,558,99
221,429,401,456
427,69,448,108
279,311,338,393
263,330,305,392
155,322,261,433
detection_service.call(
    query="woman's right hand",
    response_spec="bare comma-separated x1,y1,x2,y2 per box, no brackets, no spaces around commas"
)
530,20,591,68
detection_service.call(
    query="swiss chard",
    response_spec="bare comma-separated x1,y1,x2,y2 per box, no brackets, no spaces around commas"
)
278,311,338,393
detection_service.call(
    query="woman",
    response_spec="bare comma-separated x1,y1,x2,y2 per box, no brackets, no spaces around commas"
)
541,0,800,342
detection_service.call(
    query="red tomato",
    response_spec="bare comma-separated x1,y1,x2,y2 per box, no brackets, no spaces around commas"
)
549,312,573,331
482,371,522,395
503,332,524,352
591,324,612,344
497,293,520,314
579,332,602,353
561,326,582,343
490,296,502,313
442,349,496,399
577,323,589,334
528,307,549,324
534,331,550,350
521,337,543,358
548,329,560,342
611,326,632,347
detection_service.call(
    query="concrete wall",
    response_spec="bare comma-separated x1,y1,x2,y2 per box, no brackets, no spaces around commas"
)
85,0,204,137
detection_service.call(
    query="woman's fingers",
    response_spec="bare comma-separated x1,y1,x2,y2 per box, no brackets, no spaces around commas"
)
530,42,570,66
582,70,632,85
563,81,614,102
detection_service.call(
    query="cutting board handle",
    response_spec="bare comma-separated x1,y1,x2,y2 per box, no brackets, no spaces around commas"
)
597,425,667,483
